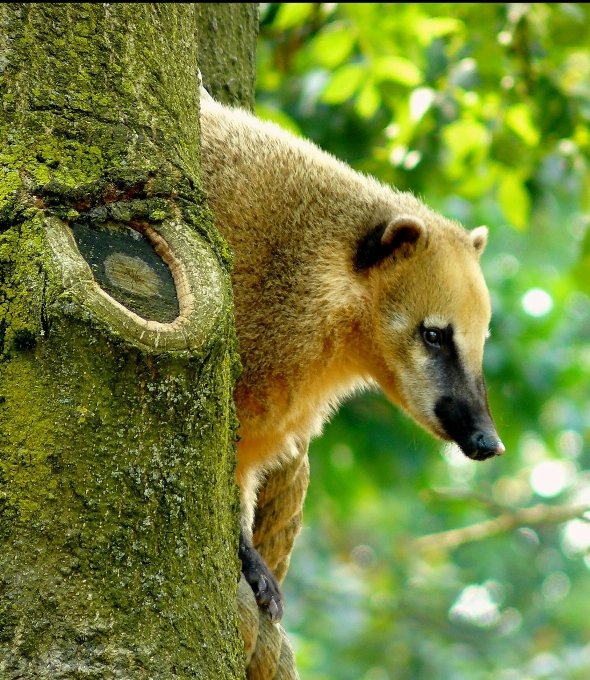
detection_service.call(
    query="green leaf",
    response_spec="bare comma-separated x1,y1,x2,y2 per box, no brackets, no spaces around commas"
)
505,104,540,147
373,56,422,87
321,63,366,104
417,17,463,45
456,163,498,199
272,3,314,31
310,24,356,69
498,171,531,230
355,81,381,119
443,119,490,160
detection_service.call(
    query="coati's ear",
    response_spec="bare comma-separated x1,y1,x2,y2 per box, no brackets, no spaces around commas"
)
354,215,426,271
470,226,488,258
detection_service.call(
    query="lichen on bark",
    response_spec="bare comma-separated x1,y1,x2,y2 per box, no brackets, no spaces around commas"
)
0,4,249,678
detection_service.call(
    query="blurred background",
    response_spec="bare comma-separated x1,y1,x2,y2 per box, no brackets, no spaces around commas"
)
255,4,590,679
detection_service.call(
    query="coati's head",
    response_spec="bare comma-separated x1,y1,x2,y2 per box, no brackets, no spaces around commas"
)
354,211,504,462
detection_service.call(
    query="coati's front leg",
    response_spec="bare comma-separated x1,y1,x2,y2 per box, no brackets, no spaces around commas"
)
237,448,286,621
239,529,284,622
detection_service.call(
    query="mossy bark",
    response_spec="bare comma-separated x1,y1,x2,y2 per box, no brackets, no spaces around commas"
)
0,4,256,678
196,4,258,110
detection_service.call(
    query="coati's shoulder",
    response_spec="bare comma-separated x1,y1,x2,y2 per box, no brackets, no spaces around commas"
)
199,93,385,222
199,95,474,260
200,94,358,180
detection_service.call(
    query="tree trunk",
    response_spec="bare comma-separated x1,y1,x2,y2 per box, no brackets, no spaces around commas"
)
0,4,256,678
196,4,258,110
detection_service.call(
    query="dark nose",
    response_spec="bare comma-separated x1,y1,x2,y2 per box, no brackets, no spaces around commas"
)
468,431,505,461
434,394,504,462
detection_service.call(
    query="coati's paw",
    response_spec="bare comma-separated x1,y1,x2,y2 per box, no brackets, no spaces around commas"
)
239,530,284,622
245,561,284,623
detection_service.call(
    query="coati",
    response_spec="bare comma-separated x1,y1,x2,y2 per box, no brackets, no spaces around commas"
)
200,92,504,622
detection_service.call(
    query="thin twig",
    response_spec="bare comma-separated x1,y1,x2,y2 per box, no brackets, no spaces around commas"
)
413,503,590,553
428,487,508,514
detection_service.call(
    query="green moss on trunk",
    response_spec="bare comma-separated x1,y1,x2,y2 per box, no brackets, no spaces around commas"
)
0,4,254,678
0,311,240,677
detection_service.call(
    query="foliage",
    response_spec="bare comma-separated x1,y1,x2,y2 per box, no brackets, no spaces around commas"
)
257,4,590,679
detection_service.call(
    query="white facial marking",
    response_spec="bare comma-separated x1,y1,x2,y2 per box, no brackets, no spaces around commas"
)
423,315,448,329
453,331,469,360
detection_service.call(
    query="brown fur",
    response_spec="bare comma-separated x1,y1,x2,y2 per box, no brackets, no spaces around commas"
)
200,96,494,532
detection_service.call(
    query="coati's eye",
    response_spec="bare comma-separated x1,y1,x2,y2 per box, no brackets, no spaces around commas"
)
422,327,445,349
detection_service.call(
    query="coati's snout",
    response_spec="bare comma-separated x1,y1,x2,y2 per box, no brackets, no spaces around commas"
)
434,391,505,461
422,324,505,462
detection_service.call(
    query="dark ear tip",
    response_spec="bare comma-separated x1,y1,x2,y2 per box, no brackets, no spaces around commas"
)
354,215,426,271
381,215,425,246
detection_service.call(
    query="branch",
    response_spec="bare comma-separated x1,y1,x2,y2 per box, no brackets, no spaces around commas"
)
412,503,590,554
427,487,508,514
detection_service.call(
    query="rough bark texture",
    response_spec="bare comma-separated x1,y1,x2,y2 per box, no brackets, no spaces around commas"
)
0,4,256,678
196,4,258,111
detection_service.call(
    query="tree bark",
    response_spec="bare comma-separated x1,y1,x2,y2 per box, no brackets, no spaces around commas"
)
196,4,258,110
0,4,256,678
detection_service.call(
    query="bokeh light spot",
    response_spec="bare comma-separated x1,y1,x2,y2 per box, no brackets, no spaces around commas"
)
496,608,523,636
351,544,377,571
530,460,575,497
449,584,501,627
562,519,590,557
556,430,583,458
522,288,553,316
541,571,570,604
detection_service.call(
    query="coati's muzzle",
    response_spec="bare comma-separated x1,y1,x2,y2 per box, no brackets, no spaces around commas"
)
434,384,504,462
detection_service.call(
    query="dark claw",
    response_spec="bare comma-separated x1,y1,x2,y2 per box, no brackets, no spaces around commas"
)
268,598,279,622
239,529,285,622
